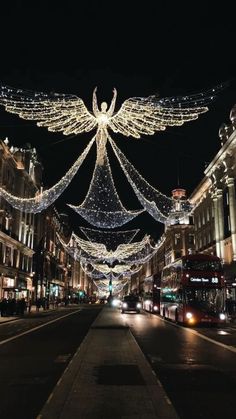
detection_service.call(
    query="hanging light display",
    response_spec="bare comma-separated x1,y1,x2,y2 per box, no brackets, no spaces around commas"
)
58,231,158,266
108,135,174,222
0,83,224,219
68,137,143,228
81,261,142,277
93,278,128,295
0,136,95,212
0,84,222,137
80,226,139,250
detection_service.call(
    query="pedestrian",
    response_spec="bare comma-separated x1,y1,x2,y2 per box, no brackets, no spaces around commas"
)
36,298,41,312
28,298,32,313
19,298,26,316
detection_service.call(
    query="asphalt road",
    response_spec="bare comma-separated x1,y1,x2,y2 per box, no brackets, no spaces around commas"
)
1,306,236,419
123,311,236,419
0,306,102,419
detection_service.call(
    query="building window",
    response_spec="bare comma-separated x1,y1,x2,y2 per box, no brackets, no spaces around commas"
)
189,234,195,245
207,207,210,222
202,211,205,225
208,232,211,244
175,233,181,245
198,215,201,228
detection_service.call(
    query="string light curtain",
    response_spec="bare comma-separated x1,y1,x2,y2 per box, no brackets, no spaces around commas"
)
80,227,139,250
0,84,223,138
68,137,143,228
0,83,224,218
0,136,95,212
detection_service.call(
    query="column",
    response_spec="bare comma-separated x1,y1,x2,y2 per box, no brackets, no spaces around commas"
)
226,177,236,260
217,189,225,262
212,192,221,257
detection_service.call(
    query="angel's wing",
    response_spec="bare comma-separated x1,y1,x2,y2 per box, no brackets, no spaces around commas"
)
109,84,224,139
0,85,97,135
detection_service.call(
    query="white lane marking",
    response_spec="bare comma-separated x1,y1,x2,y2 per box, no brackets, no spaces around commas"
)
159,316,236,354
185,328,236,353
0,310,81,346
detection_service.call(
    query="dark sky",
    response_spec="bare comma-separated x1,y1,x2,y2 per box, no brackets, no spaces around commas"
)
0,2,236,240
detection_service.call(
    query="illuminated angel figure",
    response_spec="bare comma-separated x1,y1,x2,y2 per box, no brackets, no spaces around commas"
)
0,83,222,145
0,83,225,223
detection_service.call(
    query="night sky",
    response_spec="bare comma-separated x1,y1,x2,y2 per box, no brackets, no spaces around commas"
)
0,2,236,240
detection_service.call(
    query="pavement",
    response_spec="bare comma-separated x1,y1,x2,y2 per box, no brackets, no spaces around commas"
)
33,306,179,419
3,305,234,418
0,303,56,323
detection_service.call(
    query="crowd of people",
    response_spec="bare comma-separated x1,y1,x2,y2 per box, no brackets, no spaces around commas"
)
0,297,27,317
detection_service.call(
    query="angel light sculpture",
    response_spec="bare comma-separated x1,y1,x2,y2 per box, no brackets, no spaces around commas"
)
0,83,223,224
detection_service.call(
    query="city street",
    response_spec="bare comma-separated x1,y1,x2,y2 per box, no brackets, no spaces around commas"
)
1,306,236,418
0,306,102,419
125,310,236,419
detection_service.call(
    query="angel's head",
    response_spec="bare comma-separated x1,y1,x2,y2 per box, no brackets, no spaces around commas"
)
101,101,108,112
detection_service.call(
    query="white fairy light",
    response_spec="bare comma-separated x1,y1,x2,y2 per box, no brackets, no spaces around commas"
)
0,83,223,217
57,231,158,266
93,278,128,295
68,137,143,228
80,226,139,250
0,136,95,212
71,232,152,263
0,84,222,138
109,135,193,224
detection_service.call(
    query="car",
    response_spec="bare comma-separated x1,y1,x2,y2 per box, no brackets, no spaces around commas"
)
121,295,142,314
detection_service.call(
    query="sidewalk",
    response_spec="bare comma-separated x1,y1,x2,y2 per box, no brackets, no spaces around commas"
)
37,306,179,419
0,304,62,324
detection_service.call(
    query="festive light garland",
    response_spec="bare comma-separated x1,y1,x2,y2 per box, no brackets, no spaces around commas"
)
0,83,224,219
71,232,152,263
0,84,222,138
93,278,128,295
80,261,134,280
58,231,158,267
0,136,95,212
80,226,139,250
109,136,192,223
68,136,143,227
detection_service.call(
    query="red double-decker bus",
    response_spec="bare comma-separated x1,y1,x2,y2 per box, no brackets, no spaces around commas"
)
160,254,226,326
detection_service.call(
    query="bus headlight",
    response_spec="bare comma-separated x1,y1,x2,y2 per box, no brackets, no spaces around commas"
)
219,313,226,320
186,312,193,319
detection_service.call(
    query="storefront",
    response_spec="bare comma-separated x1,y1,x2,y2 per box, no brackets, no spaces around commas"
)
1,275,16,299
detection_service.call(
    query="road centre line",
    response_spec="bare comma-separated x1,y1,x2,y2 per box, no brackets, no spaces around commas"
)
0,309,81,346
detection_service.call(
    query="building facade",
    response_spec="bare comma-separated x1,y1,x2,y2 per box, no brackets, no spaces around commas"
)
0,139,86,305
0,139,42,300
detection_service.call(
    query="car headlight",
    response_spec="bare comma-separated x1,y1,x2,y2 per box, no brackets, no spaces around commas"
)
219,313,226,320
153,305,158,311
136,303,141,309
122,302,128,308
186,312,193,319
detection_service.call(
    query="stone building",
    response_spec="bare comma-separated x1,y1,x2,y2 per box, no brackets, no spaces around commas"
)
0,138,83,304
0,139,42,300
129,104,236,301
190,104,236,297
130,188,195,296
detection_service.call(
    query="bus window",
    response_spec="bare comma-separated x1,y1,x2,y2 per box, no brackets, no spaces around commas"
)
184,288,225,312
183,259,222,271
